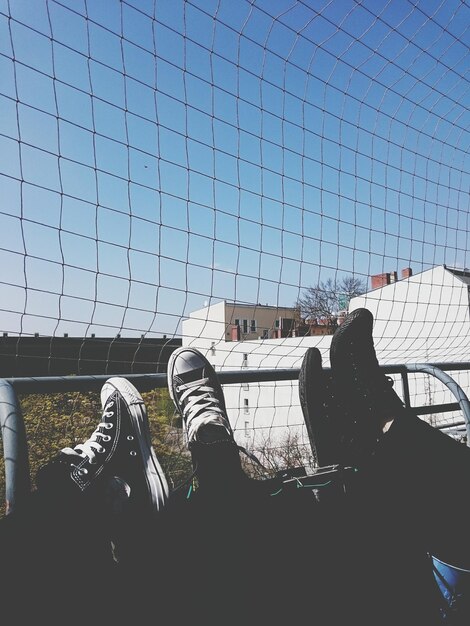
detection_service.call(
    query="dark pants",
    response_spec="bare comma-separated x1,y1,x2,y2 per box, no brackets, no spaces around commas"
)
0,486,119,621
0,412,468,625
350,411,470,625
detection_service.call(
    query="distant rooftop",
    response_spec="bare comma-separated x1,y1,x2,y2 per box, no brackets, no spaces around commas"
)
446,266,470,286
224,301,296,311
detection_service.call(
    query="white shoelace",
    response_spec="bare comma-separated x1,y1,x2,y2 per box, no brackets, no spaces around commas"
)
61,401,115,473
176,377,232,442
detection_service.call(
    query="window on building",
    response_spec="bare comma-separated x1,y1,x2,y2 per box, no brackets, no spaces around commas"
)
250,319,256,332
243,398,249,414
234,318,239,327
262,329,268,339
275,319,280,329
244,420,250,437
242,353,248,366
242,319,248,333
210,341,216,355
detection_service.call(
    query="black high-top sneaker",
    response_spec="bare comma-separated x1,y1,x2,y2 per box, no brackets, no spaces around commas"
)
167,347,245,488
329,308,405,464
37,377,169,514
299,347,342,467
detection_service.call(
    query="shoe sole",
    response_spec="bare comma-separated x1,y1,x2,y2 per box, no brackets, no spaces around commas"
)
330,308,373,366
299,348,328,467
167,346,185,413
330,308,403,421
101,377,169,513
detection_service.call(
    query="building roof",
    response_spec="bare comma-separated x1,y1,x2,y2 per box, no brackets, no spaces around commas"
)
224,302,297,311
445,266,470,286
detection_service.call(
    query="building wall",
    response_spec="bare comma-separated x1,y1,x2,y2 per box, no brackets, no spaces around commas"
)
190,332,333,453
183,301,227,349
183,301,299,346
350,265,470,362
225,304,299,342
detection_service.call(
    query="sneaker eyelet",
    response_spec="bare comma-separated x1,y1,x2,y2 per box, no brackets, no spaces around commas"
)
104,423,113,430
129,451,137,457
98,446,106,454
78,468,88,476
102,435,111,442
127,435,134,441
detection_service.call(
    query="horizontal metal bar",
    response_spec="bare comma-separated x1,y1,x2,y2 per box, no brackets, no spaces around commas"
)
437,420,466,431
382,362,470,373
5,361,470,394
6,361,470,392
405,363,470,444
4,368,301,393
414,402,461,415
218,369,300,384
4,374,168,394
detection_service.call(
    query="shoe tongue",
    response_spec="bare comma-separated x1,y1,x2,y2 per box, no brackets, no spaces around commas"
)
176,368,209,397
183,366,206,384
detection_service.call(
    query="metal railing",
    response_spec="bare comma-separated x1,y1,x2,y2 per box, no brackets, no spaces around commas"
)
1,361,469,514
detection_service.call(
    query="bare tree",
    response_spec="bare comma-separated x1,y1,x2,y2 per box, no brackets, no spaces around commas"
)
240,432,314,480
296,275,367,327
339,275,367,306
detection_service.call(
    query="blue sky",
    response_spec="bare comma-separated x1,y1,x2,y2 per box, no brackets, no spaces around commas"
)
0,0,469,337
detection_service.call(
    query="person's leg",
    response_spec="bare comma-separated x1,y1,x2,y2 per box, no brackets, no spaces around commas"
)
298,345,412,625
329,309,470,556
167,346,265,622
167,346,247,490
329,307,470,624
374,413,470,623
1,377,169,623
299,345,342,468
167,347,339,625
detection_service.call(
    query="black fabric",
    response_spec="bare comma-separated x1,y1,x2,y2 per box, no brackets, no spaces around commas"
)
162,478,347,626
341,410,470,626
0,484,119,623
362,411,470,567
1,413,469,625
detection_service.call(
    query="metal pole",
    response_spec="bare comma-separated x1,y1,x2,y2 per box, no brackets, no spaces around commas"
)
405,364,470,447
400,371,411,408
0,380,31,514
4,369,301,394
5,361,470,394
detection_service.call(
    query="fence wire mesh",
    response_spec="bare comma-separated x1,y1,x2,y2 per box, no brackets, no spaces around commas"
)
1,0,470,483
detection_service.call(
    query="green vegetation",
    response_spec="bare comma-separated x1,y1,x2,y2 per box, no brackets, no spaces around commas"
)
0,389,314,517
0,388,193,516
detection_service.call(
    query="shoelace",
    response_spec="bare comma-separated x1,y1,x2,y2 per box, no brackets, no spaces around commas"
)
176,377,232,442
61,401,115,474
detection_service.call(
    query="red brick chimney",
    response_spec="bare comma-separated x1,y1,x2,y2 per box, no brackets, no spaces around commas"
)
371,269,412,289
371,273,390,289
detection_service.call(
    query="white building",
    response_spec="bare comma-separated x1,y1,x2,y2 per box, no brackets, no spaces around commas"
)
350,265,470,364
182,265,470,459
